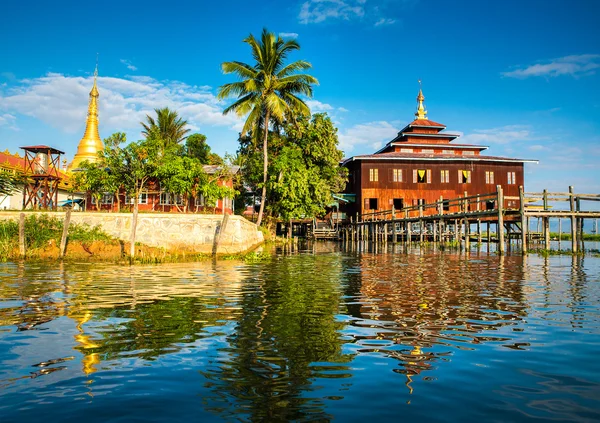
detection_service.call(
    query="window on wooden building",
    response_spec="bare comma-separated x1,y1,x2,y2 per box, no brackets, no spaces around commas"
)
485,171,494,184
421,149,434,154
393,198,404,210
101,193,113,205
391,168,402,182
195,194,205,206
126,193,148,204
507,171,516,184
160,192,171,205
440,170,449,183
442,150,454,155
458,170,472,184
364,198,378,210
369,168,378,182
400,148,413,153
413,169,431,183
463,151,475,156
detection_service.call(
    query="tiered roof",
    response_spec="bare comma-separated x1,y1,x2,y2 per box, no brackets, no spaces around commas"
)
344,87,537,165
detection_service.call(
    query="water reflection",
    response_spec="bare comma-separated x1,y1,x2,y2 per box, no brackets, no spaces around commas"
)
0,245,599,422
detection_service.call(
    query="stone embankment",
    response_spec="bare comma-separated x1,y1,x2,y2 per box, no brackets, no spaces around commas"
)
0,212,264,254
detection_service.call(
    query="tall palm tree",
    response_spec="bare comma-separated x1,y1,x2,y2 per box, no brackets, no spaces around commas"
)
218,29,318,226
141,107,191,146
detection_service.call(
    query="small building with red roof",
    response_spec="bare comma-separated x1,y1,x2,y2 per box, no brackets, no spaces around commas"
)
341,88,537,217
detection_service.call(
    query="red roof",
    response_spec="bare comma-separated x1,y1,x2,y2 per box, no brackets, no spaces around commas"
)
408,119,446,128
20,145,65,154
0,151,26,169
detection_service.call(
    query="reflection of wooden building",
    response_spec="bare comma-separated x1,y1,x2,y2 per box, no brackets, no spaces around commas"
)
341,89,537,218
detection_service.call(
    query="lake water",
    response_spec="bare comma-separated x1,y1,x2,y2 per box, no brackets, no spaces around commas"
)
1,243,600,422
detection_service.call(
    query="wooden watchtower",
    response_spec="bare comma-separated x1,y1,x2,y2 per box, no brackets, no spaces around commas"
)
21,145,65,210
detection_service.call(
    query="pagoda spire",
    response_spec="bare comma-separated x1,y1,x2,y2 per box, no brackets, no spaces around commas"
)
415,80,428,120
68,62,104,171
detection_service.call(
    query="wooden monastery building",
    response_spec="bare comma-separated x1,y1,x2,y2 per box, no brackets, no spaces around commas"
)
340,89,537,218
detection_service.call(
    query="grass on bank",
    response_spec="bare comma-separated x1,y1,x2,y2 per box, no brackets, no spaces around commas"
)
0,214,270,264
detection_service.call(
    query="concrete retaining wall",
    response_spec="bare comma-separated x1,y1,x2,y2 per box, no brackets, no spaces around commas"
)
0,212,264,254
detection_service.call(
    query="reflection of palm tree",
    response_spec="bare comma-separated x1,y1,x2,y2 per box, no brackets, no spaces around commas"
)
200,255,351,421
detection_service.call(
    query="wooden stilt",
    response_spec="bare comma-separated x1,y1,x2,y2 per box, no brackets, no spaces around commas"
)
570,186,577,253
497,185,505,255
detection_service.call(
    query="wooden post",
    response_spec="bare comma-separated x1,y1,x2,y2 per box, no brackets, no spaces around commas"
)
213,213,230,256
454,219,459,244
130,206,138,258
519,185,527,254
59,209,72,258
497,185,505,255
391,206,396,244
477,219,482,245
419,204,425,244
577,198,584,251
558,218,562,249
19,213,26,258
487,221,490,245
407,221,412,244
464,217,470,251
543,217,550,250
384,221,388,244
433,218,437,243
569,186,577,253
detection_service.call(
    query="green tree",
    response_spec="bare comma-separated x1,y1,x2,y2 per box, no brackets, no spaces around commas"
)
218,28,318,226
269,113,347,221
141,107,191,147
154,154,207,212
101,132,128,211
0,172,19,197
71,160,108,210
185,133,225,165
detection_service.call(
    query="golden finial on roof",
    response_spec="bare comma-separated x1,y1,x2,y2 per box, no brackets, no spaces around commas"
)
415,80,428,120
68,60,104,171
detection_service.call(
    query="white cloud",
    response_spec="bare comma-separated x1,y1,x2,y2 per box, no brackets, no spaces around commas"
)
0,73,241,137
299,0,366,24
460,125,533,145
528,144,545,151
503,54,600,79
306,99,334,111
374,18,396,26
279,32,299,39
338,107,349,112
338,120,399,153
0,113,18,130
120,59,138,71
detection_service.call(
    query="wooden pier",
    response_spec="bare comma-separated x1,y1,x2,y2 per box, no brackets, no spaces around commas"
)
340,186,600,254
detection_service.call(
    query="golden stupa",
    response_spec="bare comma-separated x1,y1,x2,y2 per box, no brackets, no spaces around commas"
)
68,65,104,171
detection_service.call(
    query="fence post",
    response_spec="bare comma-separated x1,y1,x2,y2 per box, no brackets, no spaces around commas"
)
519,185,527,254
569,186,577,253
59,209,72,258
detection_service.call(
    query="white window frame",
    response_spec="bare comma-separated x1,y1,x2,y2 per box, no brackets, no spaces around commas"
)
441,170,449,183
393,169,402,182
369,168,378,182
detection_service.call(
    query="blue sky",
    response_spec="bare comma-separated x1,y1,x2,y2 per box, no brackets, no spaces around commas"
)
1,0,599,192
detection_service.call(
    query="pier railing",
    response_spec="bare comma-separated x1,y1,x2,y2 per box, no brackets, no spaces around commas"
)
345,186,600,255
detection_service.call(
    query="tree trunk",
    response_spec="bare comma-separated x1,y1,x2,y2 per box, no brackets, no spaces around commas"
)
130,196,138,257
256,111,270,227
